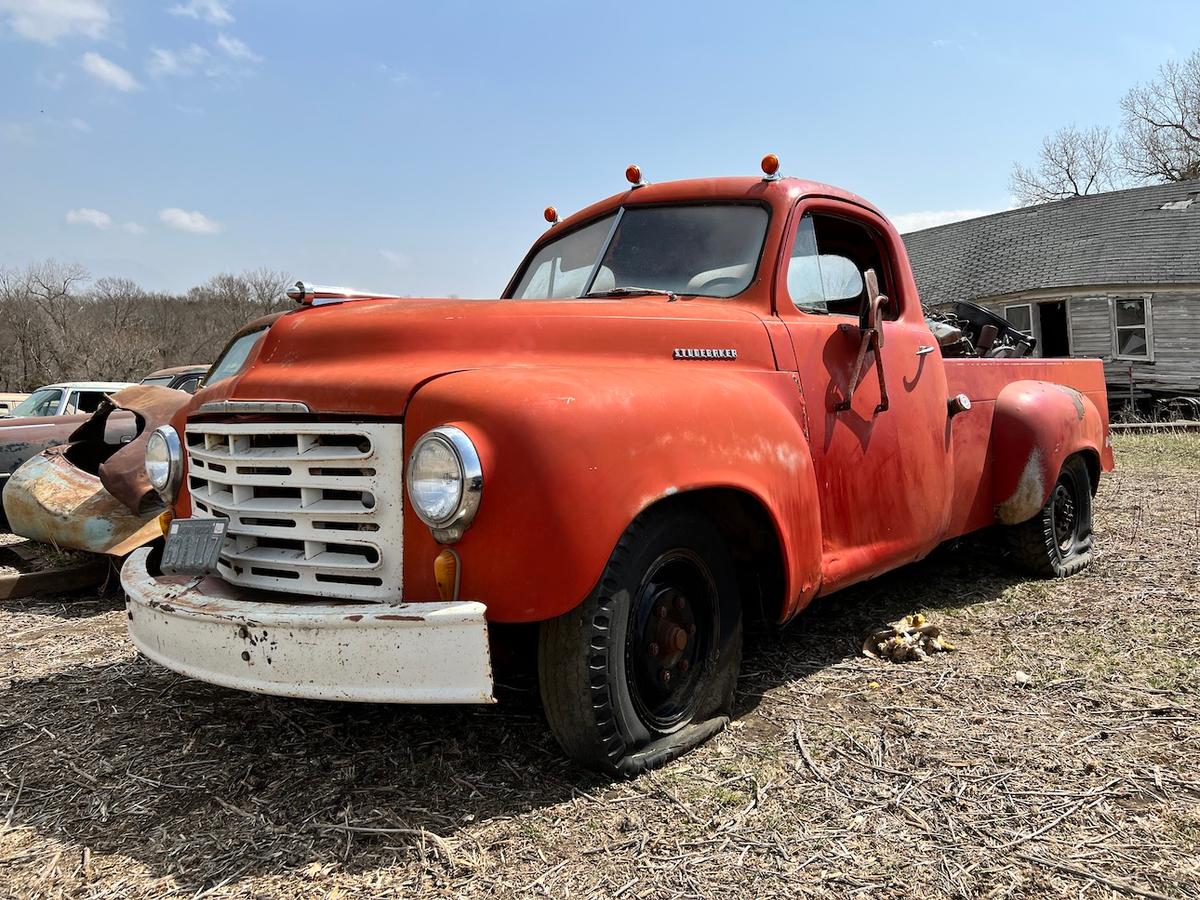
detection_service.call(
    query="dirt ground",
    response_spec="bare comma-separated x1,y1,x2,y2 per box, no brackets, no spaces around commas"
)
1,433,1197,899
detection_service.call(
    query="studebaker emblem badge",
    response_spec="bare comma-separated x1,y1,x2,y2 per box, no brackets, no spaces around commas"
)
673,348,737,360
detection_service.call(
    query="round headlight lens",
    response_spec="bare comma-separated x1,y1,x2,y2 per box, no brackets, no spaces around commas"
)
408,436,463,525
145,426,182,499
406,426,483,538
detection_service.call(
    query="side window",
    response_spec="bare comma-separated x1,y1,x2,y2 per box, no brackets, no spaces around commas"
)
1113,296,1152,360
175,376,203,394
787,212,894,317
74,391,107,413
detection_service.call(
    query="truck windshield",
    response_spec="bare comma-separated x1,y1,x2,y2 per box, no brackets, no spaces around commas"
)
11,389,62,417
510,204,769,300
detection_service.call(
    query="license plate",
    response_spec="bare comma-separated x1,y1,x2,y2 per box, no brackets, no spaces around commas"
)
161,518,228,576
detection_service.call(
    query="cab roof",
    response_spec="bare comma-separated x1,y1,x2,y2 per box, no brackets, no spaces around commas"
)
550,175,886,236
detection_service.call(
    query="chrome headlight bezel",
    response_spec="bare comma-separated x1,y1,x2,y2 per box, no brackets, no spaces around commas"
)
405,425,483,543
145,425,183,502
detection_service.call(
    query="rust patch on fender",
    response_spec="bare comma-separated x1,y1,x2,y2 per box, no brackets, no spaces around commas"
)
996,448,1046,525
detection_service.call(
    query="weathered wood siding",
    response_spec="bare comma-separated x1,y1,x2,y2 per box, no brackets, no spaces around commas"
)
974,287,1200,397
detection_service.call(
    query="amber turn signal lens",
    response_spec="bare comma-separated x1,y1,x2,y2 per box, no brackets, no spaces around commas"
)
434,549,459,602
543,206,559,224
761,153,780,176
625,164,642,185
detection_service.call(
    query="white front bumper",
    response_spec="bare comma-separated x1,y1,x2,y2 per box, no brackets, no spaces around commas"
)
121,548,493,703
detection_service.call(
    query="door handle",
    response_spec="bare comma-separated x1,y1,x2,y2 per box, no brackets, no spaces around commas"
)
916,345,936,356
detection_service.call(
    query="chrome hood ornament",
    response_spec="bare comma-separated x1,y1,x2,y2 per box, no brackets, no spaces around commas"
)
287,280,407,307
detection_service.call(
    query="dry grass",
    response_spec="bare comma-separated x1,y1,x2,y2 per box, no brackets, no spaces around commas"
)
1,434,1197,899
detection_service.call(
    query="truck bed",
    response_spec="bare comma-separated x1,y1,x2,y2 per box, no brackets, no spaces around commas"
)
941,356,1110,540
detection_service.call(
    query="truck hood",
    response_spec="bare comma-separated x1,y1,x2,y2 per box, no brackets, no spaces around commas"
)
202,297,777,417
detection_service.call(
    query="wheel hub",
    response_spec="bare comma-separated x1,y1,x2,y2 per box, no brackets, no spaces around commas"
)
627,552,717,731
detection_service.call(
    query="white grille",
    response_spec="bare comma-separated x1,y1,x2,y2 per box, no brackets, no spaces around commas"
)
184,421,403,602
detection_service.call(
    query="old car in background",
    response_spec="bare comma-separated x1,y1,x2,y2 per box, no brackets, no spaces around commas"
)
5,381,134,420
136,364,210,394
120,159,1112,775
0,393,30,418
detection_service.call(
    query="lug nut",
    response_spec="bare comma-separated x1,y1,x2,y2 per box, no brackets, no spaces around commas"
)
679,659,690,672
674,596,685,610
688,623,697,636
648,642,660,657
661,669,672,683
658,605,668,618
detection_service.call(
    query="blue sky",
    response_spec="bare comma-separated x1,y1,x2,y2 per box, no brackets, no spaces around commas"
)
1,1,1197,297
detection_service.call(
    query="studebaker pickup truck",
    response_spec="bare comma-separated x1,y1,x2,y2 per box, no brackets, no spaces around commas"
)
121,159,1113,775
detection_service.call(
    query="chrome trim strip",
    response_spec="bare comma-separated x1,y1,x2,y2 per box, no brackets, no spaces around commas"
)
197,400,312,415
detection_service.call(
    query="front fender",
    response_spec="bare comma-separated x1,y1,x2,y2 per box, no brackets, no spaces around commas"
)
401,366,823,623
991,380,1106,525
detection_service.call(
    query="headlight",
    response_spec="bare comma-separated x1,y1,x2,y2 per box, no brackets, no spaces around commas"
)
406,426,482,542
145,425,183,501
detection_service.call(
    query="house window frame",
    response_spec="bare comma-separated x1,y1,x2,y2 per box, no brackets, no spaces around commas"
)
1111,294,1154,362
1004,302,1035,336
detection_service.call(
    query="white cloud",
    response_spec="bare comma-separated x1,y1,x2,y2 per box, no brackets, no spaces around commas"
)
68,116,89,131
1,122,35,144
66,207,112,228
36,68,67,89
890,209,995,233
381,250,410,269
375,62,410,85
0,0,109,44
65,208,144,233
80,51,140,91
215,32,260,62
147,44,208,77
160,207,222,234
168,0,232,25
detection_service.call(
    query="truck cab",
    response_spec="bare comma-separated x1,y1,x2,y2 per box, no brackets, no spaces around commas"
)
121,160,1113,774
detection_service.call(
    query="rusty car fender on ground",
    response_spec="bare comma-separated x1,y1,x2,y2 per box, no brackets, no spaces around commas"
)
990,380,1108,525
2,385,190,555
400,365,824,625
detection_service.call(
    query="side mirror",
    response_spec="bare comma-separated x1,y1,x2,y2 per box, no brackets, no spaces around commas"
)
859,268,889,346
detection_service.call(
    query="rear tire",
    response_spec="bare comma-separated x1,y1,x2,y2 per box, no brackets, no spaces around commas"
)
538,509,742,776
1005,455,1094,578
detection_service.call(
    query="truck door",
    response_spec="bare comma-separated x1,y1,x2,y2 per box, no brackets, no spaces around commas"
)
779,201,952,591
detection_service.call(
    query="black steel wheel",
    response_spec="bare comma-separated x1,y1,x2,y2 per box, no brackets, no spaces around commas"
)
539,508,742,776
1006,455,1094,578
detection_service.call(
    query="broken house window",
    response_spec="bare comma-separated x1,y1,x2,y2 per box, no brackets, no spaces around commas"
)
1114,297,1152,360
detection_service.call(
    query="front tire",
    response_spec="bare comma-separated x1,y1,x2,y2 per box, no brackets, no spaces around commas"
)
1005,455,1094,578
538,509,742,776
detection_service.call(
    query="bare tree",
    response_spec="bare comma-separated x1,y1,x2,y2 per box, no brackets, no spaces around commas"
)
0,264,291,391
1119,49,1200,182
1011,125,1120,205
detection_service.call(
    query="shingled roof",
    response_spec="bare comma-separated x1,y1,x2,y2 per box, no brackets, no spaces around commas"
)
901,179,1200,305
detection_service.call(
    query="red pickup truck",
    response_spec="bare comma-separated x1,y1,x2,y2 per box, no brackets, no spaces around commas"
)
121,160,1112,775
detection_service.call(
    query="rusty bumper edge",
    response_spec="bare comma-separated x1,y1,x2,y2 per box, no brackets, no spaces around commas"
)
121,548,495,704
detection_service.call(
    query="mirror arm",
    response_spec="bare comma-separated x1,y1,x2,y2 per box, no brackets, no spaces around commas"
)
836,268,890,414
833,321,889,414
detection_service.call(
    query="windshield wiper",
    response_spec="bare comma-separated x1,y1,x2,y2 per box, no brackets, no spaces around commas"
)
582,286,679,302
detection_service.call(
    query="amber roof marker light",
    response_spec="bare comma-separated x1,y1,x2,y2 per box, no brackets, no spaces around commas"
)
761,153,781,181
544,206,561,225
625,164,647,189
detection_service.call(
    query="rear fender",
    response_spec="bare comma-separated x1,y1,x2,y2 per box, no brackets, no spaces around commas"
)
401,366,823,624
991,380,1106,525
